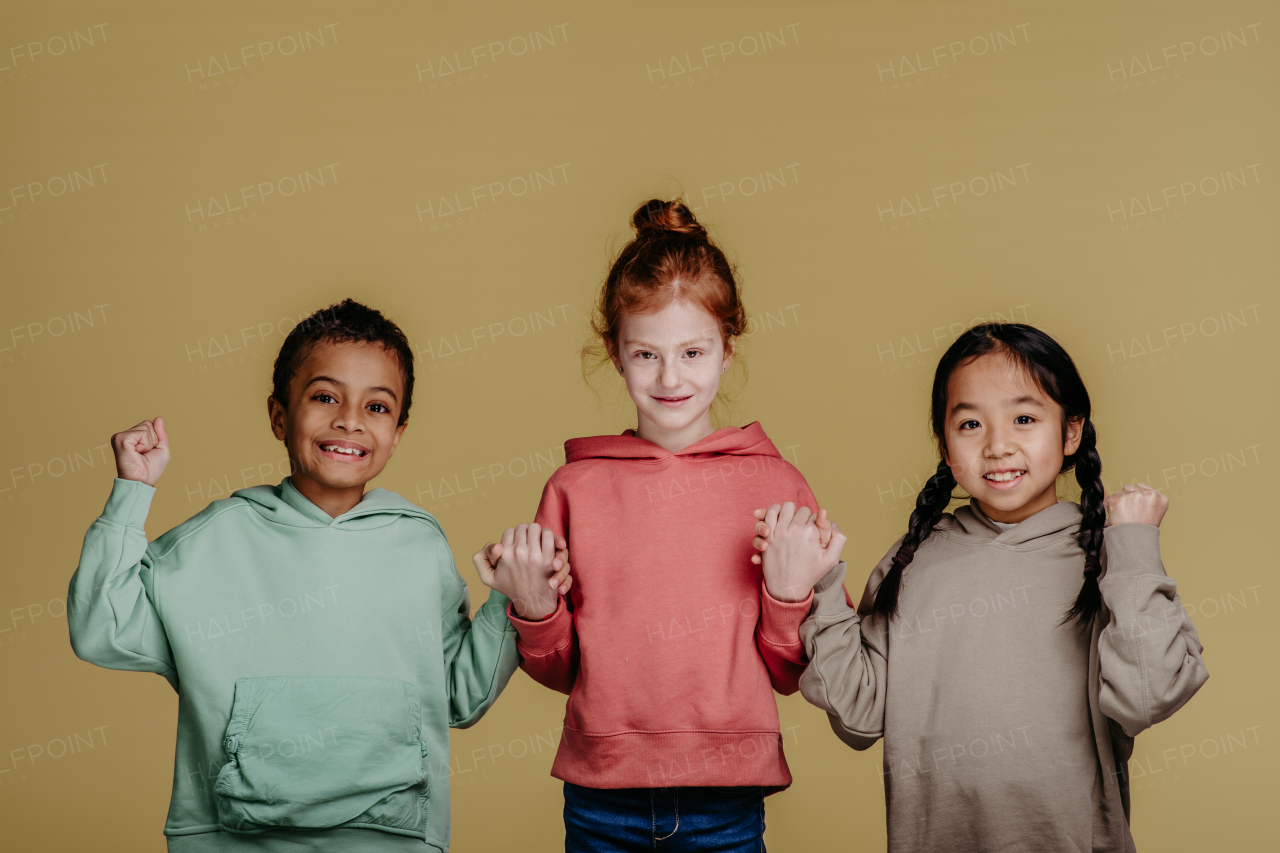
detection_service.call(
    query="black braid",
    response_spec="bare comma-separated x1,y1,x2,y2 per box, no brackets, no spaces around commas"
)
871,461,956,619
1063,419,1105,625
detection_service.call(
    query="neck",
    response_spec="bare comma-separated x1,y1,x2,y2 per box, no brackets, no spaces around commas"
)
975,484,1059,524
635,411,717,454
291,474,366,518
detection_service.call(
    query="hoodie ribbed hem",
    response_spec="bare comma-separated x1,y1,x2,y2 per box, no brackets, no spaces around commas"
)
166,827,440,852
551,727,792,790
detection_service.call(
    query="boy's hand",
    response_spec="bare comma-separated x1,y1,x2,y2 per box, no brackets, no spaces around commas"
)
1105,483,1168,527
751,503,846,603
111,418,170,486
471,524,572,620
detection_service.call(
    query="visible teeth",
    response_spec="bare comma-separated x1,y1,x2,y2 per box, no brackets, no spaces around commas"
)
321,444,364,456
984,470,1025,482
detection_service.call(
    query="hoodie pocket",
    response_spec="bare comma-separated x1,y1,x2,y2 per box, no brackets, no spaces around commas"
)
214,676,428,835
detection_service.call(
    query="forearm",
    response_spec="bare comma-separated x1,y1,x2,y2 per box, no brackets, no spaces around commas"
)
67,479,175,677
756,581,813,695
798,563,888,749
508,596,578,694
446,590,520,727
1097,524,1209,736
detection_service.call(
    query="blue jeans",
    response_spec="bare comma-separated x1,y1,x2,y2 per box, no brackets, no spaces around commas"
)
563,783,766,853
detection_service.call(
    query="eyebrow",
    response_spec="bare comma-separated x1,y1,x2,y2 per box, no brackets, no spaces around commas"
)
951,394,1045,413
304,375,399,402
624,336,715,349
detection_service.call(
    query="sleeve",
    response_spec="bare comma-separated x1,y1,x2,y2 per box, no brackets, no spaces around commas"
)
1096,523,1209,738
507,476,579,694
67,479,178,690
437,537,521,728
798,543,896,751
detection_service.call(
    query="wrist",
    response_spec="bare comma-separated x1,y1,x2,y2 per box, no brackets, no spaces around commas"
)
765,574,811,603
510,591,555,621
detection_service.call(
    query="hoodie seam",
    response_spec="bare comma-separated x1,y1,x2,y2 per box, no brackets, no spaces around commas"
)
148,501,256,561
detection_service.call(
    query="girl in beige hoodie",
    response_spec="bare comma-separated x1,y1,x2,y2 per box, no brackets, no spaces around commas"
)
752,323,1207,852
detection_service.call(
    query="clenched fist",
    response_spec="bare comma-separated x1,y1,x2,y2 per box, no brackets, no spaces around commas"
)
1105,483,1168,527
111,418,171,486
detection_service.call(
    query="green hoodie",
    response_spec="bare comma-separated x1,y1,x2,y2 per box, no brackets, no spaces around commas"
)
68,477,519,853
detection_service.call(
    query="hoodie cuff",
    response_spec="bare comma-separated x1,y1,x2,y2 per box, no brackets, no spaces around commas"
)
812,562,854,618
1101,523,1165,579
101,478,155,528
759,581,814,645
476,589,517,634
507,595,572,655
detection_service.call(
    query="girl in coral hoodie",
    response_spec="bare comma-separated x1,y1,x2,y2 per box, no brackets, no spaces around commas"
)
488,199,846,852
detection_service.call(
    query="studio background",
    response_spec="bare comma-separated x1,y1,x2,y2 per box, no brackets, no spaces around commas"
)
1,1,1275,850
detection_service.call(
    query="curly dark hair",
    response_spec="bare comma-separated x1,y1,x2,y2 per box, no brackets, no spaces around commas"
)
271,299,415,426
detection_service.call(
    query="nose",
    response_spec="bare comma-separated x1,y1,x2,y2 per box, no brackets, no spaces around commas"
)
331,399,365,433
657,357,681,389
984,420,1015,458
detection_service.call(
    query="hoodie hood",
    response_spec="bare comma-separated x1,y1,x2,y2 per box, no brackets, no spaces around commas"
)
565,421,781,464
947,499,1083,547
233,478,441,533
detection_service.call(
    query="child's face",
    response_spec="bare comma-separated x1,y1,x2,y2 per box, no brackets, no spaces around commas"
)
942,353,1082,524
612,298,733,444
269,340,407,497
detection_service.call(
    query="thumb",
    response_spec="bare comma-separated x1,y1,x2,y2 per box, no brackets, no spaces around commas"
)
816,508,832,547
471,548,496,583
826,523,848,555
485,542,503,566
153,417,170,450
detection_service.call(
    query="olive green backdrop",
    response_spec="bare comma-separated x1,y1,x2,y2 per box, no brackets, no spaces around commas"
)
1,1,1275,850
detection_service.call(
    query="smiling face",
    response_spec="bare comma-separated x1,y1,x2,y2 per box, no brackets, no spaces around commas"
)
611,297,733,454
942,353,1082,524
268,340,407,516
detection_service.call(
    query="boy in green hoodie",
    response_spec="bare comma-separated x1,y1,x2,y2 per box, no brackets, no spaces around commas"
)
68,299,570,853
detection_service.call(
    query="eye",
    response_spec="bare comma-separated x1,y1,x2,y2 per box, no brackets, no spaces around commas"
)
684,349,702,359
635,350,655,360
313,392,336,404
1014,415,1035,424
959,419,980,430
367,402,389,414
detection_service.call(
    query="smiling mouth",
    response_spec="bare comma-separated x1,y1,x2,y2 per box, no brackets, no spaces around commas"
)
318,443,368,458
983,469,1026,483
653,395,693,405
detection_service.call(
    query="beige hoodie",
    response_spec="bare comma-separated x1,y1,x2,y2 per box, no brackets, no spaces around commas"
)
800,501,1207,853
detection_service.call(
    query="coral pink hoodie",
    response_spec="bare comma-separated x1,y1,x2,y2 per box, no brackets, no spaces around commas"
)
507,423,818,790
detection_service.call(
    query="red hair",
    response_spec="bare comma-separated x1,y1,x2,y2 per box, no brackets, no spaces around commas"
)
589,199,746,362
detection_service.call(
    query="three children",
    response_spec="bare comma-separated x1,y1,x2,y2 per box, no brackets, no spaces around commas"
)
68,206,1207,853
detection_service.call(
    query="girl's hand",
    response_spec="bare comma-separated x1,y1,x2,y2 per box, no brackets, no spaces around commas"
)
1105,483,1169,527
471,525,572,620
111,418,171,486
751,505,833,561
752,502,847,603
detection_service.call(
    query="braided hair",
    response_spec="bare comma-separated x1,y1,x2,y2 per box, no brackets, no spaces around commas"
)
871,323,1106,626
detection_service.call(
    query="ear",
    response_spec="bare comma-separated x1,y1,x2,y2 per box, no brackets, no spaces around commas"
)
390,421,407,451
1063,416,1084,457
268,396,288,443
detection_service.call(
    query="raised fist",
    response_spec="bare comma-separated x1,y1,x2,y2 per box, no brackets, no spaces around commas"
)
111,418,171,487
1105,483,1168,527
